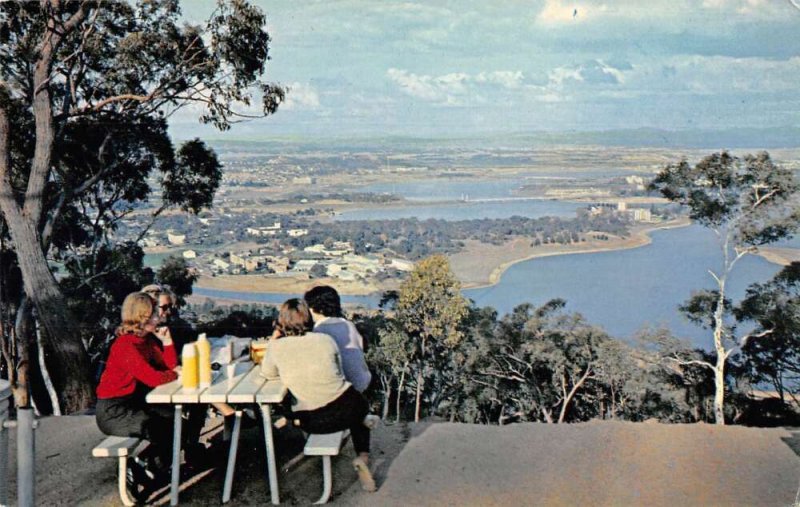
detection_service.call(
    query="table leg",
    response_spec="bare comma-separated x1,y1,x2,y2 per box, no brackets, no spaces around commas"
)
222,410,242,503
259,404,280,505
171,404,183,506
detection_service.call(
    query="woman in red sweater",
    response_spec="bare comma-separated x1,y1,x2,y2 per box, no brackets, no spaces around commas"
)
96,291,178,471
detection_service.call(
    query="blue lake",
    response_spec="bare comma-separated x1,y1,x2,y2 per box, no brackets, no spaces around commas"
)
194,225,788,348
465,225,782,346
191,178,797,348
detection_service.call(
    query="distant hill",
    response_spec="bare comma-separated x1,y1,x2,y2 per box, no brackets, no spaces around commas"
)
193,127,800,153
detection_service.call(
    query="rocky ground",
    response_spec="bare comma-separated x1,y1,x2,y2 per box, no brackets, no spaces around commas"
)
4,415,800,506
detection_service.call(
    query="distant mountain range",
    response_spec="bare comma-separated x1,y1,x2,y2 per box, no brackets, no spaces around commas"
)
198,127,800,152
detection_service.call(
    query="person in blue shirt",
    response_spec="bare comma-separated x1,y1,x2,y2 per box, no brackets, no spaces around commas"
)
304,285,372,392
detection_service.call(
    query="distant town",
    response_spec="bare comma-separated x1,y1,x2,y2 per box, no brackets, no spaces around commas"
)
104,143,709,295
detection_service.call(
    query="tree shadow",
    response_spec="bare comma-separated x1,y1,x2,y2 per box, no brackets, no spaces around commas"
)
151,415,434,505
780,428,800,459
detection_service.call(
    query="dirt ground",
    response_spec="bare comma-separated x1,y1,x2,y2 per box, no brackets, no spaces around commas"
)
4,416,800,506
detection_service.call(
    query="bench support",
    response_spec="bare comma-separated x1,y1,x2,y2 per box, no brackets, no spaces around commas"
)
314,456,333,505
117,457,136,507
304,431,349,504
93,436,141,507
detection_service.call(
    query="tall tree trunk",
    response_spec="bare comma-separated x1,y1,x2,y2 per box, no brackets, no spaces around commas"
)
712,277,727,425
0,3,94,414
0,208,92,412
558,367,592,424
414,367,423,423
396,365,407,423
381,376,391,421
13,300,33,409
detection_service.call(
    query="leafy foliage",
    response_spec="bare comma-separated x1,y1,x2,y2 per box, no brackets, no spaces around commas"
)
157,255,198,305
396,255,469,421
649,151,800,424
0,0,285,411
738,262,800,402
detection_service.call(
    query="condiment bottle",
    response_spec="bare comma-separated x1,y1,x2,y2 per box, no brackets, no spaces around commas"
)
197,333,212,388
182,342,199,389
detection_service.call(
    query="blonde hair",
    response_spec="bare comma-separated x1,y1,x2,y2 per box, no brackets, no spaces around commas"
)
116,292,155,336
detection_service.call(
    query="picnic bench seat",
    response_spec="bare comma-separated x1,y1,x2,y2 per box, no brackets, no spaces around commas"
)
304,430,350,504
92,436,141,506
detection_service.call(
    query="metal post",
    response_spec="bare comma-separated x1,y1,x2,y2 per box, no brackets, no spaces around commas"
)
0,380,10,507
259,404,280,505
16,407,35,507
170,404,183,506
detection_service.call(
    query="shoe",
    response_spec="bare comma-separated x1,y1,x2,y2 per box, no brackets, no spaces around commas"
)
352,457,376,492
363,414,381,430
126,458,154,503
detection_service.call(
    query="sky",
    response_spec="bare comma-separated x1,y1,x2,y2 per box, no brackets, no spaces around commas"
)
171,0,800,140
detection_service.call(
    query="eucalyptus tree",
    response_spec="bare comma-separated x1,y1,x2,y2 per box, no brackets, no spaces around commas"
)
650,152,800,424
468,300,624,424
737,262,800,405
0,0,284,412
396,254,469,422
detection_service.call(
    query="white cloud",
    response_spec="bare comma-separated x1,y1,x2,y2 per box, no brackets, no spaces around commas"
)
475,71,525,89
282,82,320,110
387,68,526,105
536,0,787,26
386,69,442,101
537,0,599,25
547,60,626,89
699,0,789,16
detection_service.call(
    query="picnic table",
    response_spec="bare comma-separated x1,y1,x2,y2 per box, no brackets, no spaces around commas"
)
146,359,287,505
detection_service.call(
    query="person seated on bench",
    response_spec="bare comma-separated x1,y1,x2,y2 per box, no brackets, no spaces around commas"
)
95,292,179,477
142,284,251,456
304,285,372,393
260,298,377,492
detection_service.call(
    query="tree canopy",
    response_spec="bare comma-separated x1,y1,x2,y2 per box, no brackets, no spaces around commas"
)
649,151,800,424
0,0,284,412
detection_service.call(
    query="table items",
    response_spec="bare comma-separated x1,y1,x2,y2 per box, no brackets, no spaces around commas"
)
209,336,252,365
197,333,212,388
249,339,268,364
182,343,198,389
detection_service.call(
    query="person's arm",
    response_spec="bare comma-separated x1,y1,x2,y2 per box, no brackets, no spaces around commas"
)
154,327,178,369
118,340,178,387
259,341,280,380
347,322,372,392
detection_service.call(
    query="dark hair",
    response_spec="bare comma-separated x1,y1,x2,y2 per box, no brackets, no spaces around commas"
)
303,285,343,318
276,298,313,337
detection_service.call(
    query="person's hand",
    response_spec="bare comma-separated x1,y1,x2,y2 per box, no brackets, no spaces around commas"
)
154,325,173,346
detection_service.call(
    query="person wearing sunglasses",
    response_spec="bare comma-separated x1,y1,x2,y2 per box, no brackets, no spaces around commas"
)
141,284,248,459
96,292,180,495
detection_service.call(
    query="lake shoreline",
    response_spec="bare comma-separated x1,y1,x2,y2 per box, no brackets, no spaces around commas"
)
456,218,693,291
192,218,695,301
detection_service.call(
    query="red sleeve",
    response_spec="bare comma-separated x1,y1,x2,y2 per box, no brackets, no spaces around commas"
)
162,343,178,369
119,340,178,388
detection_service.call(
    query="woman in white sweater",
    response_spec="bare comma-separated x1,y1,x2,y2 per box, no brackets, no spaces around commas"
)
260,298,376,492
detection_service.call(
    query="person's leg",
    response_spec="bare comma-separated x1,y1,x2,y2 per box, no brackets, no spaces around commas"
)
96,397,151,438
293,388,376,491
141,404,176,471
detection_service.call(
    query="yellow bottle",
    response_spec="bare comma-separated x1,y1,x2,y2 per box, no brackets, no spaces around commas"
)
182,342,198,389
197,333,212,388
